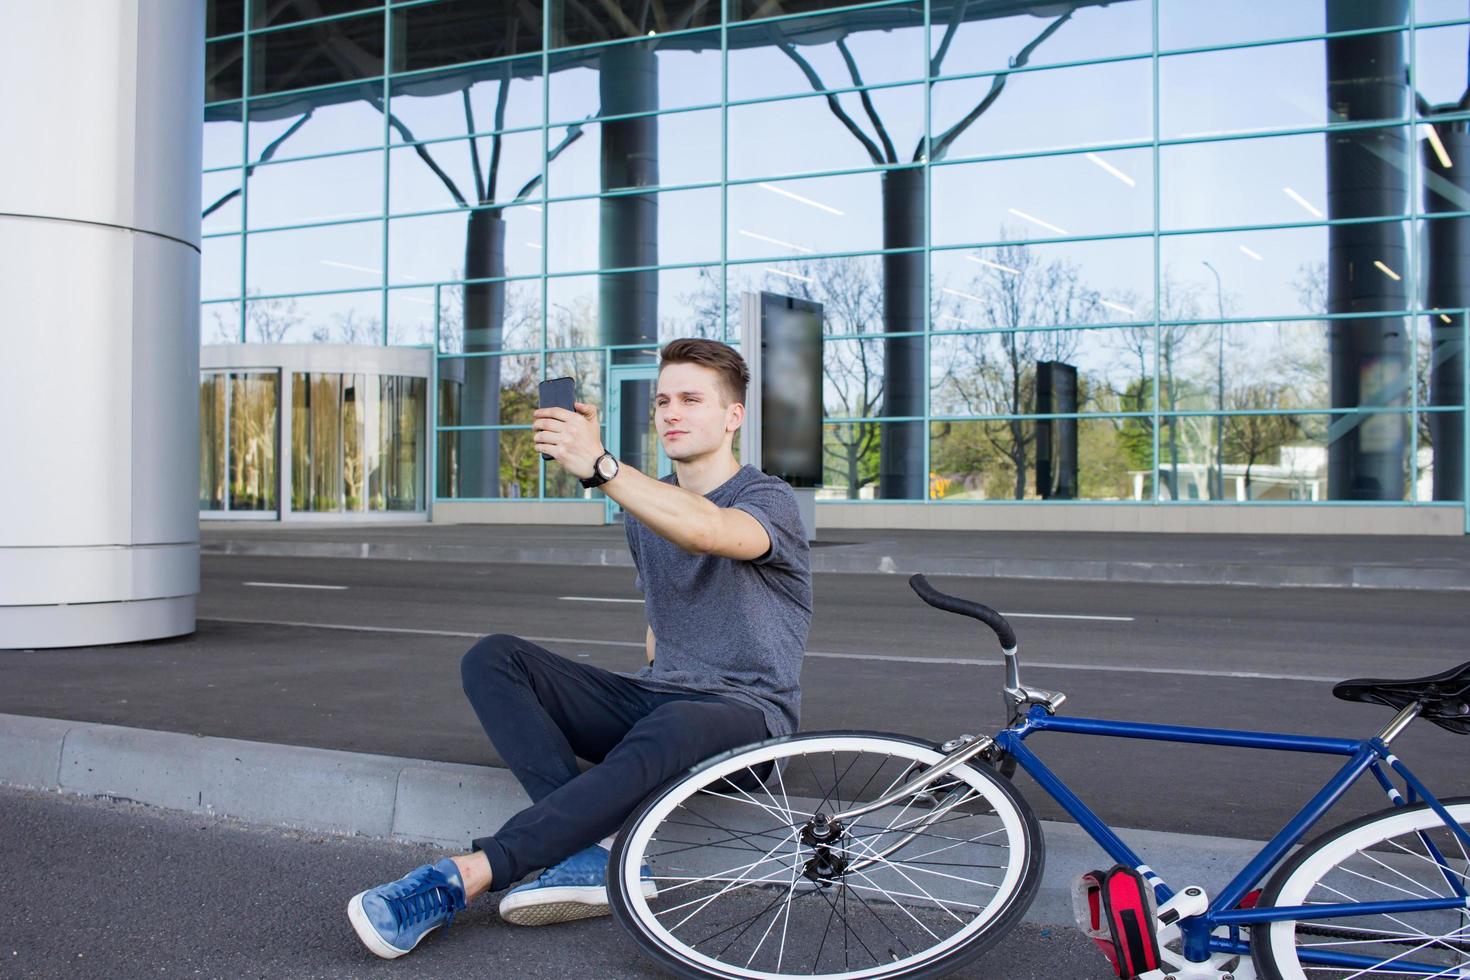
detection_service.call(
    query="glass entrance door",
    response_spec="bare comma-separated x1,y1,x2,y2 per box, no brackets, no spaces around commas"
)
606,363,672,522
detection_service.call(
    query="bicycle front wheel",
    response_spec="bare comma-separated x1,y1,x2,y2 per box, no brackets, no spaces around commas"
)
608,731,1043,980
1253,797,1470,980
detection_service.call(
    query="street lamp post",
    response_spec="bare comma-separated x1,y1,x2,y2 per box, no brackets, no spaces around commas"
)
1203,261,1226,501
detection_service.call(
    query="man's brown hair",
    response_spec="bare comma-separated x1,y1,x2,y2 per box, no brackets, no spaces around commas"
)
659,338,750,406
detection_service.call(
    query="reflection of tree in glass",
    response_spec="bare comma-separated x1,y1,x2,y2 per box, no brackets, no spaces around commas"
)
1221,385,1304,500
245,291,304,343
766,5,1076,497
933,240,1091,499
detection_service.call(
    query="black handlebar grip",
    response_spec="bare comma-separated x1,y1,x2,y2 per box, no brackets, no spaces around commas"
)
908,574,1018,651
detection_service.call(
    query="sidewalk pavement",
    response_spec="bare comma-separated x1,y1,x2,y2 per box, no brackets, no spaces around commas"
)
203,521,1470,590
0,711,1267,929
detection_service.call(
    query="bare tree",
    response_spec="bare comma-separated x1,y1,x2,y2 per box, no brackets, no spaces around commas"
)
244,292,304,343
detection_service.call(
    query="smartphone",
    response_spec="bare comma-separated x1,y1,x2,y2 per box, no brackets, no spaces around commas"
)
537,377,576,460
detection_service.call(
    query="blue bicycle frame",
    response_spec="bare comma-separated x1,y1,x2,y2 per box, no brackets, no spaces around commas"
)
995,705,1470,971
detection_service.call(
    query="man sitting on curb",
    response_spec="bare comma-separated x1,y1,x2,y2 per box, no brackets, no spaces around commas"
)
347,338,813,959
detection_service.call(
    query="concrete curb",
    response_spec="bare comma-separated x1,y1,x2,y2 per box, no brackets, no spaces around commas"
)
0,711,1272,925
202,537,1470,591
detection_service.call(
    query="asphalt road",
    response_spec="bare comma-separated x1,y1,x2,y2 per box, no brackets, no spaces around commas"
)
2,554,1467,841
0,786,1100,980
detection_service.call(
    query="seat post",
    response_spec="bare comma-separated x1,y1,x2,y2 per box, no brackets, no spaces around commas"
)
1376,700,1424,744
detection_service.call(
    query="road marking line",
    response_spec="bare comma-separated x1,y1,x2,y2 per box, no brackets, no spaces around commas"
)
242,582,349,591
199,618,1336,682
1000,612,1134,622
559,596,645,604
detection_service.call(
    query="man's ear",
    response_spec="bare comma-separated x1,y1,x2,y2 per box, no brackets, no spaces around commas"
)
726,401,745,432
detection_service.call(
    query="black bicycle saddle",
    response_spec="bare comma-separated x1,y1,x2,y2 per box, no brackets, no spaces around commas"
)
1333,661,1470,735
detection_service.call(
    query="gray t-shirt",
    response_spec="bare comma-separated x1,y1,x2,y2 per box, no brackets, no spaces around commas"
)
618,464,812,737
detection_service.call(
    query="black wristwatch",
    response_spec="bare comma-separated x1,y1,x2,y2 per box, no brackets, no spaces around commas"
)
580,451,620,489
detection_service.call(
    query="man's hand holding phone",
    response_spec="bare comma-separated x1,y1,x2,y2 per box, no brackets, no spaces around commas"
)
533,377,603,480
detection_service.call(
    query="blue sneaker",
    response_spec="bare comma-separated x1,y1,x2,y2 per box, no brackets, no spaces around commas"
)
498,844,658,926
347,857,467,959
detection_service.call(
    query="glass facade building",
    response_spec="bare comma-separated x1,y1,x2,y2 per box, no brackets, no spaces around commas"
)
202,0,1470,528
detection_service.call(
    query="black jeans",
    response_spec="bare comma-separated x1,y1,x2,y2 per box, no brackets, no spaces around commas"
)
461,633,770,888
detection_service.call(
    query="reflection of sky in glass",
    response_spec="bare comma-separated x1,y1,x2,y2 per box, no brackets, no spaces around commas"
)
203,5,1469,348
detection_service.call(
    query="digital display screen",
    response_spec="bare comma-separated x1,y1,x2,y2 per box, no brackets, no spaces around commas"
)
760,292,824,487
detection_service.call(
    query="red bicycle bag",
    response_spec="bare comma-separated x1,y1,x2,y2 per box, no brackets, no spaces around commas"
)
1070,865,1163,979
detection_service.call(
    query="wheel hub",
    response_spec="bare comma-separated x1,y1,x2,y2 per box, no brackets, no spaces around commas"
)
800,814,850,884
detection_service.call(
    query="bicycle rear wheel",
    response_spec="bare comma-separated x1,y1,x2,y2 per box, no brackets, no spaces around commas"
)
608,731,1043,980
1253,797,1470,980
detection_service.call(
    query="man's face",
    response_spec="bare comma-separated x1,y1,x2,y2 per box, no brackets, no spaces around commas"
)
655,362,742,462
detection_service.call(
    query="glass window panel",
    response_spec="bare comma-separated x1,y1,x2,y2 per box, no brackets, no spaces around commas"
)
547,35,723,122
389,206,542,286
931,0,1149,79
440,353,540,426
203,111,244,170
550,109,722,197
1417,0,1470,23
1160,0,1406,51
204,301,243,344
930,417,1144,501
931,61,1151,162
1417,408,1465,500
729,254,896,333
932,148,1153,247
228,372,279,511
545,265,721,347
1158,319,1324,412
254,0,382,27
1151,411,1418,501
202,235,242,301
247,84,382,160
245,290,383,343
206,39,243,102
199,375,226,510
1415,23,1470,114
389,136,544,215
931,238,1155,331
930,328,1156,418
207,0,245,37
247,221,384,295
388,58,544,142
1159,221,1411,320
370,373,427,510
1160,37,1411,141
727,171,883,260
1419,312,1466,409
386,287,437,346
727,5,924,103
546,186,720,273
247,150,384,228
728,84,925,179
437,277,543,353
393,0,542,70
435,425,539,498
822,336,886,417
820,420,924,499
550,1,718,49
293,372,344,511
202,170,242,233
343,373,368,510
1162,128,1410,232
249,15,384,95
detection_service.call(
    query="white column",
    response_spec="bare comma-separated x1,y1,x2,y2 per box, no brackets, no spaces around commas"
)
0,0,203,648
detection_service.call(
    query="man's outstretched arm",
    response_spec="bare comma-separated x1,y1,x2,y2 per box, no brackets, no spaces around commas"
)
532,404,770,560
645,625,655,665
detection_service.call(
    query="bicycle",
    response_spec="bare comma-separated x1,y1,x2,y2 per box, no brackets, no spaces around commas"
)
605,574,1470,980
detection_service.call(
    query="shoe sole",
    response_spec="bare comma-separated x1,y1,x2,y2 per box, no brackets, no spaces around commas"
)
499,881,659,927
347,891,419,960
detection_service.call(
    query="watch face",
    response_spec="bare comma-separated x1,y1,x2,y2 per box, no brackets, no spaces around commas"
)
597,454,618,479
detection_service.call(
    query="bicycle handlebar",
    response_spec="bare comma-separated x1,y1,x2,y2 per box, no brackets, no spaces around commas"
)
908,574,1017,652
